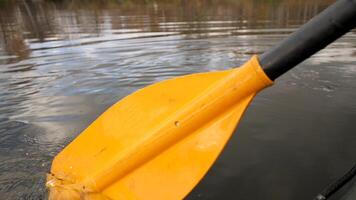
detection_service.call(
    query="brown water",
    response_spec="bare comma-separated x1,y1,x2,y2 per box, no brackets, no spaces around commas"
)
0,0,355,199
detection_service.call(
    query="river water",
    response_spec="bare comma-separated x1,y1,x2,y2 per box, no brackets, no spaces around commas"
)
0,0,355,199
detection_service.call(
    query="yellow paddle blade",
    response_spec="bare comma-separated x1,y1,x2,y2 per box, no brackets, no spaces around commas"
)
46,56,273,200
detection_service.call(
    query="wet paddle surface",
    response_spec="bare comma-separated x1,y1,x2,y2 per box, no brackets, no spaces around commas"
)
0,0,356,199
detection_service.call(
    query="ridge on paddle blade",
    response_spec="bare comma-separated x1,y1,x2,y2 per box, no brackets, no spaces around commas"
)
47,56,272,200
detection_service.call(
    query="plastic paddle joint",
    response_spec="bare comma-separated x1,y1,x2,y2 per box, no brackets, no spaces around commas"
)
260,0,356,80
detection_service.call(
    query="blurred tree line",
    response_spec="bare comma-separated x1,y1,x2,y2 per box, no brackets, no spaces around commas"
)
0,0,334,8
0,0,334,61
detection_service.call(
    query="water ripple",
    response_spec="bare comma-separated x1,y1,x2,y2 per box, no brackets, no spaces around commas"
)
0,0,355,199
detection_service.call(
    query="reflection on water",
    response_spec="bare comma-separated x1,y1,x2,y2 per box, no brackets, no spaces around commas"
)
0,0,355,199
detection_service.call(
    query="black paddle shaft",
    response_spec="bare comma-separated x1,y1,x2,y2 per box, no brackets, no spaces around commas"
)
260,0,356,80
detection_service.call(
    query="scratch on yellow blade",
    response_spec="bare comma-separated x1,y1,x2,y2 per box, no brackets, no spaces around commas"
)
47,56,273,200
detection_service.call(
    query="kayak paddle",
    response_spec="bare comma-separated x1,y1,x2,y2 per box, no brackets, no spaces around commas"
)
46,0,356,199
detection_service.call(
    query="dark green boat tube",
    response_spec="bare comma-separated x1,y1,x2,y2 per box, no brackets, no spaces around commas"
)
315,164,356,200
260,0,356,80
